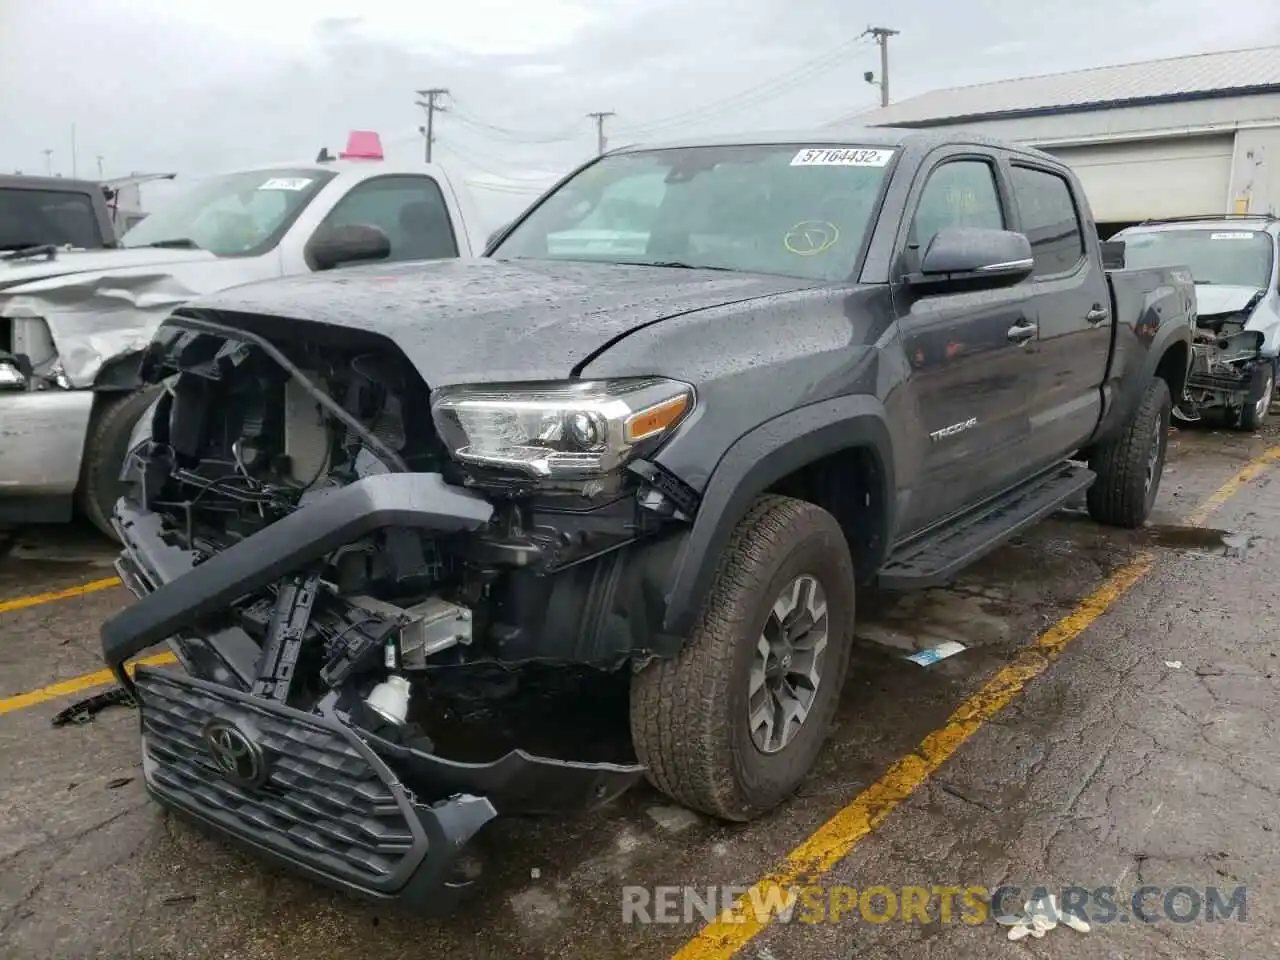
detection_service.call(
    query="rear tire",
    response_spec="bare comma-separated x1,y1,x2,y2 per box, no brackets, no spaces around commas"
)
1086,376,1171,529
629,495,855,822
1235,363,1274,432
77,386,161,541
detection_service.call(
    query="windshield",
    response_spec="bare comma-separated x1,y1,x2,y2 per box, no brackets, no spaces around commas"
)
0,188,106,250
492,144,897,281
121,168,335,256
1121,228,1275,289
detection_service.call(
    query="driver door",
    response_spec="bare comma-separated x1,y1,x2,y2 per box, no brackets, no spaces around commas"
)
893,149,1037,534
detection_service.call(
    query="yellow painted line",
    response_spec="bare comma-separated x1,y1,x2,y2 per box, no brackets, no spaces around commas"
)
0,575,122,615
672,445,1280,960
0,651,178,717
1184,445,1280,527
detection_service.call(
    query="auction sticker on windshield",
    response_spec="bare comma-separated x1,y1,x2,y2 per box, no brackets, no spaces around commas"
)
1210,232,1257,240
258,177,314,191
791,147,894,167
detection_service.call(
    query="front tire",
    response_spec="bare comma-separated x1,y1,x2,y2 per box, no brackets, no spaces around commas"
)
1086,376,1171,529
629,495,856,822
77,386,161,541
1235,362,1274,432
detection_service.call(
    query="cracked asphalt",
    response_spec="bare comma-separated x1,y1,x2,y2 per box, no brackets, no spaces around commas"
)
2,420,1278,959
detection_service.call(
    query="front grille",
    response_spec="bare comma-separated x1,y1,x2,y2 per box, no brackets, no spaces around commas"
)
134,668,425,890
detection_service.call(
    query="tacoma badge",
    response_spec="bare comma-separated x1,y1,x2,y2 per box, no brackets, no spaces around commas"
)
929,417,977,441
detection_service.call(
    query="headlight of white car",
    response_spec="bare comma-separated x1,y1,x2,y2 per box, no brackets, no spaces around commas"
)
430,378,695,479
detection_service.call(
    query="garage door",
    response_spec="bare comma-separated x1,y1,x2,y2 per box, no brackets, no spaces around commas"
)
1042,135,1234,222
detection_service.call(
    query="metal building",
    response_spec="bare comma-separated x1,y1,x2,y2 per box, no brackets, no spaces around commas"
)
843,45,1280,235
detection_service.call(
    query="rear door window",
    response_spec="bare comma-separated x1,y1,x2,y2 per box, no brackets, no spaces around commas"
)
0,188,105,250
1010,166,1085,276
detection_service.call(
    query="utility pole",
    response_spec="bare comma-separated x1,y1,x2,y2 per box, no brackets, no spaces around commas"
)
587,111,615,156
42,149,53,175
71,123,78,178
861,26,900,107
415,88,449,163
96,155,104,179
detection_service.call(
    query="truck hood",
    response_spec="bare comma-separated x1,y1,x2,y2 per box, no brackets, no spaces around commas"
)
192,258,822,385
0,247,215,291
0,247,255,388
1194,283,1263,318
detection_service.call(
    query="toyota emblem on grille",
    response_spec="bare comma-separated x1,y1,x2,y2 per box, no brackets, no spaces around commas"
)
202,720,267,788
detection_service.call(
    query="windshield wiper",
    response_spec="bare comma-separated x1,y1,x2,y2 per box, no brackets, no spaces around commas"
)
614,259,736,272
142,238,201,249
1,244,57,262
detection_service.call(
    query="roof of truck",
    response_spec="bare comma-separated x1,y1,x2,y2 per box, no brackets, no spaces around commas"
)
1117,215,1280,237
613,126,1061,160
0,174,106,194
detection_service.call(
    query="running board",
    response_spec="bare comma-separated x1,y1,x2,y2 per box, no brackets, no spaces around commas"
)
877,463,1095,590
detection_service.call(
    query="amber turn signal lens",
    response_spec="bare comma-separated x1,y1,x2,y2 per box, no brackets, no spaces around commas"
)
624,394,690,443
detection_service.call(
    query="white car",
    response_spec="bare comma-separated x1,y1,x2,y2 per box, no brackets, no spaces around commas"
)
0,133,487,537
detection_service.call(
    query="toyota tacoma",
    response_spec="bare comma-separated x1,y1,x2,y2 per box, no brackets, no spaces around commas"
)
100,129,1194,908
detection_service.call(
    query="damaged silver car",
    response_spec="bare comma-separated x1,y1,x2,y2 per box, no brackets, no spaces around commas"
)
0,139,484,536
1116,215,1280,430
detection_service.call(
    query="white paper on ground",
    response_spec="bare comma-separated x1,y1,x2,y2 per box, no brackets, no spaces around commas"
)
905,641,966,666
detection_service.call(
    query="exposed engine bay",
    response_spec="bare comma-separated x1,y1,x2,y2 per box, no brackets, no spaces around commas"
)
100,311,699,905
1185,290,1270,413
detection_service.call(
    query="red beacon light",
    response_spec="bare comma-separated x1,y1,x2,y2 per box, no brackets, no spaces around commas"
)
338,130,384,161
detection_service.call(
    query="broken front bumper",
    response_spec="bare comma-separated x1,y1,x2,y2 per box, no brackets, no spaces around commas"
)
101,472,646,906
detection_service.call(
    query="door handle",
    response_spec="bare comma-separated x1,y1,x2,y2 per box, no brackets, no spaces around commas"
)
1086,306,1110,324
1007,321,1038,343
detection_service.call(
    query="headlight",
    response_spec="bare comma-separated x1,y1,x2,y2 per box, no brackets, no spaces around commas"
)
0,358,26,391
430,378,695,478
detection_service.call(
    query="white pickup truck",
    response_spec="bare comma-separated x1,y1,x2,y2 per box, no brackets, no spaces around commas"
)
0,133,487,537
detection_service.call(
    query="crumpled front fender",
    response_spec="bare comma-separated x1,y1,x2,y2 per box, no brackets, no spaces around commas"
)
1,273,200,387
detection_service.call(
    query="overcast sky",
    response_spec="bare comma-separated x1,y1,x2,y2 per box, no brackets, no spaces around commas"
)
2,0,1277,229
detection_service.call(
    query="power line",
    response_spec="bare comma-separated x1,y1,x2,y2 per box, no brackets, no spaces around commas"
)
613,35,874,137
435,34,874,151
445,99,587,144
435,137,563,182
414,88,449,163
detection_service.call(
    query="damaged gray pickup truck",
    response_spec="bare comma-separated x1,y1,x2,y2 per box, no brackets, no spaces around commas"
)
100,129,1194,909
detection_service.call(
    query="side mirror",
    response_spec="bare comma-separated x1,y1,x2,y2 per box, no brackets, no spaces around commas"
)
908,227,1034,293
307,223,391,271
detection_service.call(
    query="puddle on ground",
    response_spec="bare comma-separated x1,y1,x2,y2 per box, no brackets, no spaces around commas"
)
856,587,1015,655
1139,525,1259,558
